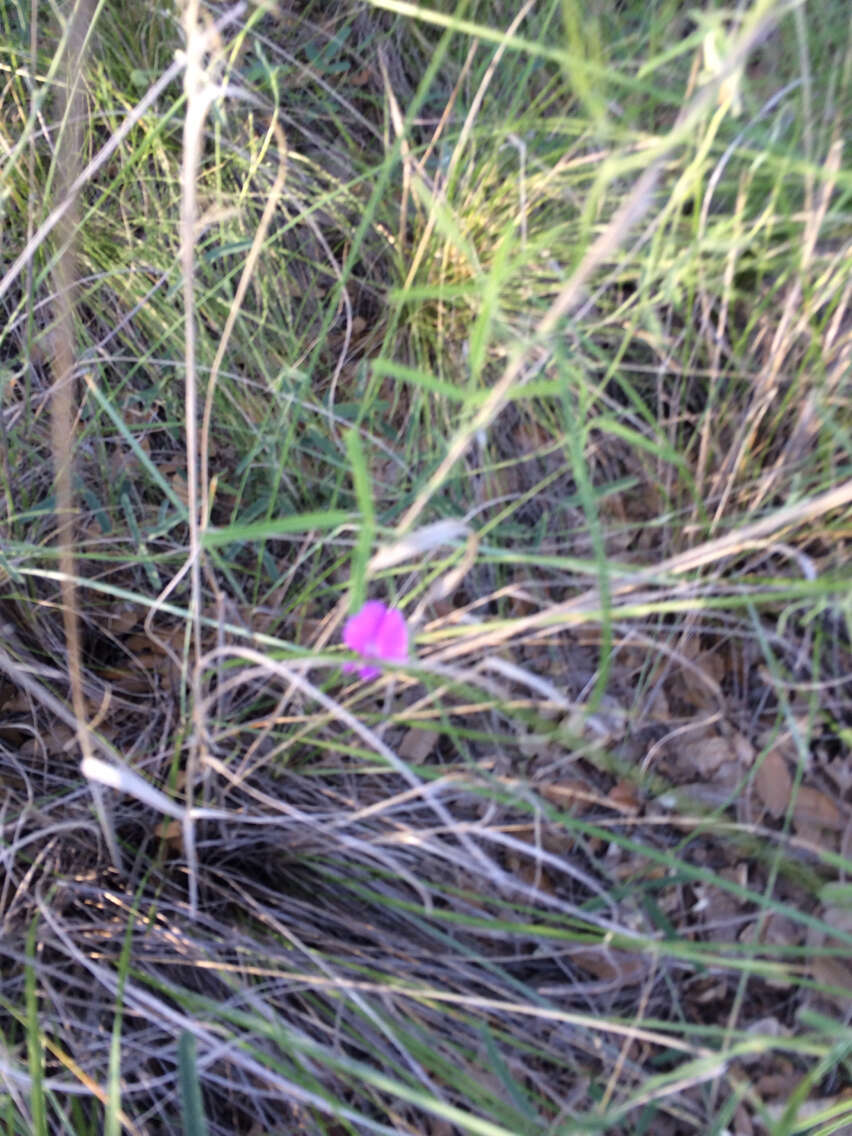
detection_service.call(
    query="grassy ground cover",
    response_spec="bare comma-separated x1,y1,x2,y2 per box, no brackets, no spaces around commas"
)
0,0,850,1132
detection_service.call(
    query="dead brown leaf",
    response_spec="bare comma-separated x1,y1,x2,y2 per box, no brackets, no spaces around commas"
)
807,907,852,1009
568,947,648,985
690,734,735,777
754,1064,795,1098
811,955,852,1001
672,641,724,710
607,780,640,814
398,728,440,762
513,859,556,896
762,913,803,946
793,786,843,832
754,747,792,819
20,721,75,756
102,605,140,636
540,780,596,813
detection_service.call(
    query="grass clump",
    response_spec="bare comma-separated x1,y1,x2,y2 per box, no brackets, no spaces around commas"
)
0,0,850,1132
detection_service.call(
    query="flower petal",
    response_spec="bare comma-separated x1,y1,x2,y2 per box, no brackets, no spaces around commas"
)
343,600,387,654
374,607,408,663
342,600,409,679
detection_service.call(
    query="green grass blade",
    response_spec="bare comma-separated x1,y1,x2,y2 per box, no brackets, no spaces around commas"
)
178,1031,209,1136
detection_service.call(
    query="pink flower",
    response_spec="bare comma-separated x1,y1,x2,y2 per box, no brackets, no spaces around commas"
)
342,600,408,680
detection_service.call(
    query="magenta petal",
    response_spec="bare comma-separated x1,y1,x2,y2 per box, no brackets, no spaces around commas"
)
343,600,387,654
342,600,409,679
373,608,408,663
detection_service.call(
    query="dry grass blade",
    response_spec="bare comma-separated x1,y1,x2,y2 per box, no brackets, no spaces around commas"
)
50,0,120,870
433,477,852,665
